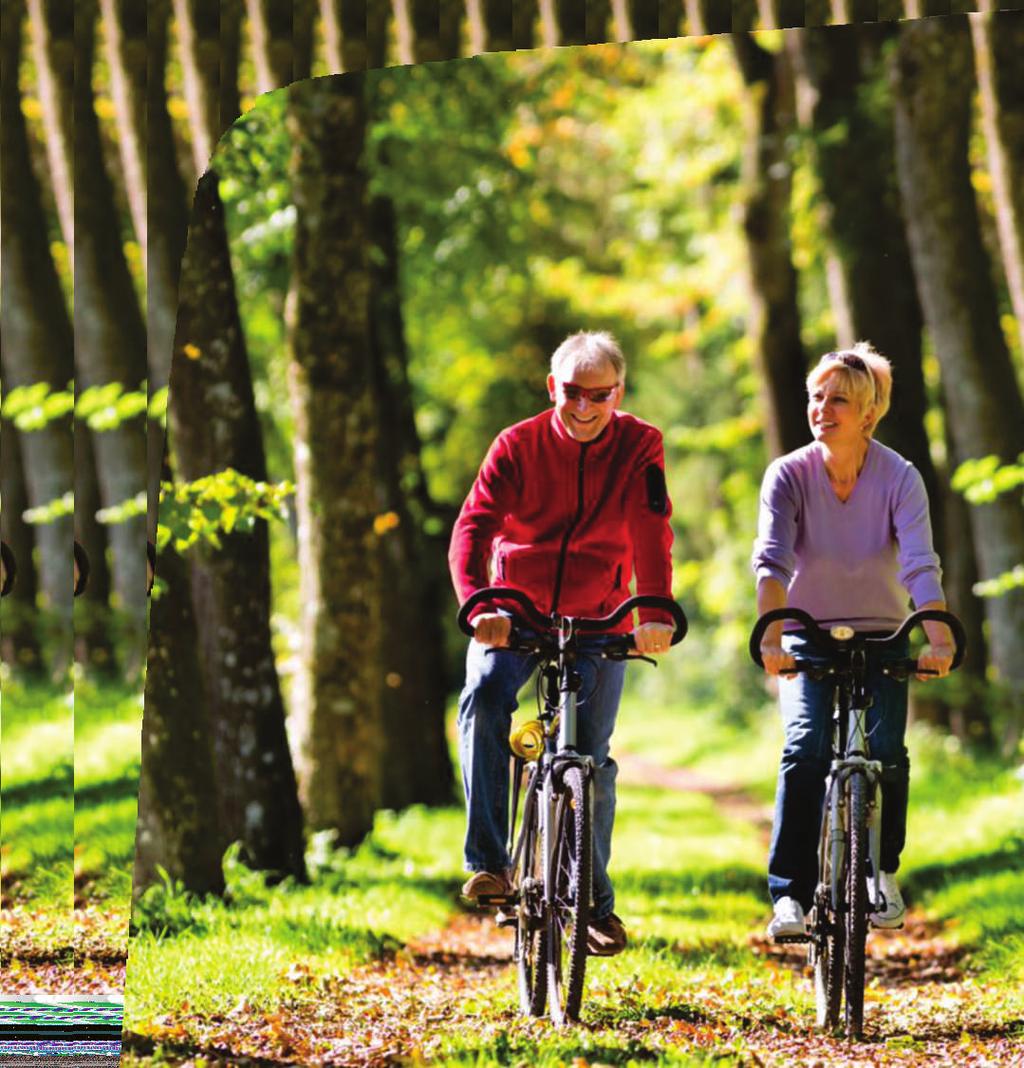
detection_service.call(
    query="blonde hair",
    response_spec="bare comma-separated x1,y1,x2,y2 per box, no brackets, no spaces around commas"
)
806,341,892,437
550,331,625,381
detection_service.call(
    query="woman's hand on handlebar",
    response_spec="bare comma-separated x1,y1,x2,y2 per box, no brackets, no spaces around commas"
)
633,621,674,656
917,645,953,681
472,613,512,648
760,641,797,676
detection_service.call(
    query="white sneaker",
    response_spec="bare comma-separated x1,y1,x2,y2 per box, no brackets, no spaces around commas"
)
870,871,906,929
767,896,807,940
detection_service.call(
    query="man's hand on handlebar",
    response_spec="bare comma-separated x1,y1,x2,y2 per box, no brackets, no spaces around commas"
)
633,621,675,656
472,613,512,648
916,645,954,681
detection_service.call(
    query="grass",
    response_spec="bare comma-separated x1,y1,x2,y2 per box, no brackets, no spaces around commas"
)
74,679,145,904
1,678,74,908
79,672,1024,1062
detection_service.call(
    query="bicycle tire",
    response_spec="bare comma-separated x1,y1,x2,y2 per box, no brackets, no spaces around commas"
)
844,772,869,1038
813,782,845,1030
515,786,547,1016
546,764,593,1026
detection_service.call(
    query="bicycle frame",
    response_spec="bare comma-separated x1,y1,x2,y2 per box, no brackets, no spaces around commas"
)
458,585,688,1023
822,666,883,919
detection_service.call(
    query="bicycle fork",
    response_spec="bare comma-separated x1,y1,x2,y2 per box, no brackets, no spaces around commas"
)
829,704,883,913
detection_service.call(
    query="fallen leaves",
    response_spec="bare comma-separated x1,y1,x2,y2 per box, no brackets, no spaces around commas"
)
115,908,1024,1067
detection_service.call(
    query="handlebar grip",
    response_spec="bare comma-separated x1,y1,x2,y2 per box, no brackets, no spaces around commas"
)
456,587,552,636
869,609,967,672
748,608,827,668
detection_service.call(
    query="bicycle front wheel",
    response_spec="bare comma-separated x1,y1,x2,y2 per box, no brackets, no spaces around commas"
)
813,782,845,1030
844,771,869,1038
515,785,547,1017
545,764,593,1026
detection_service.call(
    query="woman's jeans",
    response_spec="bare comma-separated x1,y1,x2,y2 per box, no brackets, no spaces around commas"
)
768,632,911,911
458,636,626,921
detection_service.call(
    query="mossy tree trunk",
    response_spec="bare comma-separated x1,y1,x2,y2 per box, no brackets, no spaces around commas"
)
732,33,811,459
286,75,383,844
892,16,1024,749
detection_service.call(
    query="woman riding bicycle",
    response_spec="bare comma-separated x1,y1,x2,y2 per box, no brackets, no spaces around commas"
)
752,343,954,940
449,330,676,957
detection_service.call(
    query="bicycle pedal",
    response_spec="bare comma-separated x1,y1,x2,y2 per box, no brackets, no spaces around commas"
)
477,893,516,908
773,933,811,944
495,909,517,928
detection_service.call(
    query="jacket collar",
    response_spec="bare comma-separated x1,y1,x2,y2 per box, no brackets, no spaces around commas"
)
547,408,620,451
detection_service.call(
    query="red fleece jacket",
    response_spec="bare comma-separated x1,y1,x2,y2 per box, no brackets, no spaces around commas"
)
448,408,674,630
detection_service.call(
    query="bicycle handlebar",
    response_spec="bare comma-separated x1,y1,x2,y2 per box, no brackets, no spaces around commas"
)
456,586,688,645
748,607,966,672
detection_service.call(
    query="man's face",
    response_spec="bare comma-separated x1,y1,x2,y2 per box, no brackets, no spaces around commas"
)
547,361,622,442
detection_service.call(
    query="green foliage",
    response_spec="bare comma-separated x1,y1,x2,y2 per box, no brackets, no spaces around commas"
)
156,468,294,555
96,491,147,526
952,454,1024,597
23,491,74,525
76,383,149,431
1,382,74,430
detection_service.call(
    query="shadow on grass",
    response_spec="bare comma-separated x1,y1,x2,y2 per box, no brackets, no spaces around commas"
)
635,934,752,969
615,866,764,898
1,768,73,808
74,771,142,808
906,838,1024,896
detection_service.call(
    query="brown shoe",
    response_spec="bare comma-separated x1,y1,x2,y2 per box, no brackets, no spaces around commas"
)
461,870,513,907
587,912,627,956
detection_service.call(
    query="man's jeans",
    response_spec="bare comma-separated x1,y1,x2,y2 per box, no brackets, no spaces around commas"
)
458,635,626,920
768,632,911,911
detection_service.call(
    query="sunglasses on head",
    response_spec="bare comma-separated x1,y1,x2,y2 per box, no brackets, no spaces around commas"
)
824,351,867,372
559,382,620,404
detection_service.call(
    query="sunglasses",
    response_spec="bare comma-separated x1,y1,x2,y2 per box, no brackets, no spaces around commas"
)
559,382,620,404
824,351,867,372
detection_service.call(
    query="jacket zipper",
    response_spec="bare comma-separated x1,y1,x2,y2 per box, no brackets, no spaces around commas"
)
550,441,589,615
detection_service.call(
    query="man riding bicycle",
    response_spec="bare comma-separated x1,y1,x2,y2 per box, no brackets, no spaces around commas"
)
449,331,675,957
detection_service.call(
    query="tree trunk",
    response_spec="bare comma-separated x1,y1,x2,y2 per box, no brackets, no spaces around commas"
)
756,0,804,27
536,0,586,44
134,536,226,896
173,0,221,177
147,0,191,535
321,0,369,70
169,171,307,879
466,0,515,51
73,0,149,658
287,75,383,843
245,0,294,92
1,0,75,625
788,23,993,740
787,27,938,506
512,0,538,47
732,33,810,459
98,0,146,261
25,0,74,274
685,0,731,34
969,8,1024,357
74,424,117,673
892,17,1024,747
0,420,43,672
369,192,455,809
221,0,243,129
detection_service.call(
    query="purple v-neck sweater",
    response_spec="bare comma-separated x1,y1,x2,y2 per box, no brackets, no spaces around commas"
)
752,439,944,630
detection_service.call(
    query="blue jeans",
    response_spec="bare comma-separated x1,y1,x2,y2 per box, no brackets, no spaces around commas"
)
768,632,911,911
457,636,626,920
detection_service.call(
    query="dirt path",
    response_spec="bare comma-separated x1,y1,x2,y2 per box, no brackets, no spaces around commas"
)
121,766,1023,1067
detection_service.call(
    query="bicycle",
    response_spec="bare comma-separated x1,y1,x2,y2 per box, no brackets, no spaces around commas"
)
749,607,965,1039
457,586,688,1025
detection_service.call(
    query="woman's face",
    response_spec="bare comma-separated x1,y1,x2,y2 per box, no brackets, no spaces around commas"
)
807,374,869,446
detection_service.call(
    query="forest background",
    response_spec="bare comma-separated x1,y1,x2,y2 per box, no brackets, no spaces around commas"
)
1,1,1023,1064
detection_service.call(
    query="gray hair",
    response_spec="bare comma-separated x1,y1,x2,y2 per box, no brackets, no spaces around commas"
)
550,331,626,381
